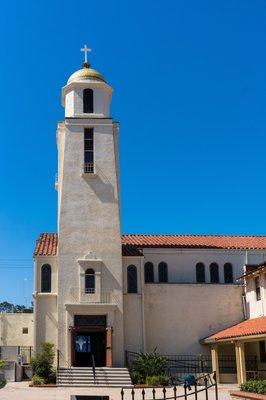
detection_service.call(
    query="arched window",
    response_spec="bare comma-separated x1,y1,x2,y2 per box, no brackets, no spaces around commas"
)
127,265,137,293
85,268,95,293
144,262,154,283
83,89,94,113
210,263,219,283
196,263,205,283
224,263,233,283
158,262,168,283
41,264,51,293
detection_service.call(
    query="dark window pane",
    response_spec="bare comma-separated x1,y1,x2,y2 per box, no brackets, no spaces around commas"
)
196,263,205,283
255,277,261,301
127,265,137,293
158,262,168,283
85,268,95,293
41,264,51,293
84,140,93,151
84,128,93,139
84,151,93,163
144,262,154,283
83,89,93,113
210,263,219,283
224,263,233,283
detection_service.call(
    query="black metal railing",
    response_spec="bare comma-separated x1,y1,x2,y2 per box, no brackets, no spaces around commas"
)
0,346,33,364
84,163,94,174
92,354,96,384
125,351,258,378
121,373,218,400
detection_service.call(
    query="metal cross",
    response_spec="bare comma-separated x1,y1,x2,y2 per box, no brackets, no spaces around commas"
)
80,44,91,64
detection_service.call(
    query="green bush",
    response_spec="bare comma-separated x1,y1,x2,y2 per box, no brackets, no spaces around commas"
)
32,375,45,386
0,378,6,389
30,343,55,384
146,375,171,386
240,380,266,394
130,351,169,385
0,360,6,369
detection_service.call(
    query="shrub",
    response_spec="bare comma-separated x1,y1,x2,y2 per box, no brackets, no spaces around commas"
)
130,350,169,384
30,343,55,384
0,378,6,389
32,375,45,386
146,375,171,386
240,380,266,394
0,360,6,389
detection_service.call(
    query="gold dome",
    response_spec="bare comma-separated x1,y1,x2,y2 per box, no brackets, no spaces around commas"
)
67,65,105,84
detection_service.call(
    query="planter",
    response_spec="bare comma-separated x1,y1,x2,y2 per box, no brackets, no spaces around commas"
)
29,383,57,388
231,391,266,400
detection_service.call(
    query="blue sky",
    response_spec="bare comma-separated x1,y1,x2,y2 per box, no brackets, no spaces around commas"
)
0,0,266,304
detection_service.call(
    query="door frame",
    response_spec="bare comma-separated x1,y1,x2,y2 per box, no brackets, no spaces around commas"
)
70,326,106,367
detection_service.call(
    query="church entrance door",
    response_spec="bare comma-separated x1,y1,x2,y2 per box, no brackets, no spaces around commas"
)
74,331,106,367
71,315,107,367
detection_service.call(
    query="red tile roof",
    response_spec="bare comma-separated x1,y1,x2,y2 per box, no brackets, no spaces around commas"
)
122,234,266,250
34,233,266,257
34,233,58,256
205,317,266,342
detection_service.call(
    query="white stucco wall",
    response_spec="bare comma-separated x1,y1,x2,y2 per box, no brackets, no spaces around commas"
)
0,313,34,346
245,272,266,319
64,83,112,118
57,87,124,366
141,249,266,284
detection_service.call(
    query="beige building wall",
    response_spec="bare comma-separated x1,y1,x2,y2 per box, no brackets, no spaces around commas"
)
143,284,243,355
0,313,34,346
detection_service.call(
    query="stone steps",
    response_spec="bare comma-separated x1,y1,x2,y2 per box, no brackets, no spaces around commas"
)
57,367,133,387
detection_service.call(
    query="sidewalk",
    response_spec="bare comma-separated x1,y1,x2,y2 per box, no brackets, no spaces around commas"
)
0,382,237,400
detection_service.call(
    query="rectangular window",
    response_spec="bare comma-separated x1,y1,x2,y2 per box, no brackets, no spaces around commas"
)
259,341,266,362
84,128,94,173
255,277,261,301
22,327,28,334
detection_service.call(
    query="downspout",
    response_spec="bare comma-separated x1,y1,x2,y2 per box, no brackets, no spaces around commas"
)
140,256,146,352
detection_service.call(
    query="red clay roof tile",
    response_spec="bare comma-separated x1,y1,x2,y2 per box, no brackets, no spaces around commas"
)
34,233,266,257
206,316,266,341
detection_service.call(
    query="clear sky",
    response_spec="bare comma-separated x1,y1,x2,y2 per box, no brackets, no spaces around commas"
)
0,0,266,305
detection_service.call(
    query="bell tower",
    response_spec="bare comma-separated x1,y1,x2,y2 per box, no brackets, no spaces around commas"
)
56,47,124,367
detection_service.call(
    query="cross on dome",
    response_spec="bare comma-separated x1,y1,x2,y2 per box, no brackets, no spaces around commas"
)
80,44,91,67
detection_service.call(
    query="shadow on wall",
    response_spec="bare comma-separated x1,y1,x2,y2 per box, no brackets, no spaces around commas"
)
84,174,117,204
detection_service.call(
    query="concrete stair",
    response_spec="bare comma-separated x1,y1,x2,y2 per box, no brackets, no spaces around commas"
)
57,367,133,387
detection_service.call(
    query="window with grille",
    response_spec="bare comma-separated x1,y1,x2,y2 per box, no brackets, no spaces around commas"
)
84,128,94,173
41,264,51,293
83,89,94,113
85,268,95,293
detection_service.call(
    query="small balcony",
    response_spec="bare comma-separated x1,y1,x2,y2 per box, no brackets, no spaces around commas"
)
70,287,114,304
84,163,94,174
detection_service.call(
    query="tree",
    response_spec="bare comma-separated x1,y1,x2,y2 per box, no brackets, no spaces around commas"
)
0,301,33,313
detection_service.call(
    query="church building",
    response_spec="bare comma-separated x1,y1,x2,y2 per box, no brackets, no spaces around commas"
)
21,48,266,385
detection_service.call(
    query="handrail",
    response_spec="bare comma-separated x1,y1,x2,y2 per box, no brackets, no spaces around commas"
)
91,353,96,385
57,349,73,385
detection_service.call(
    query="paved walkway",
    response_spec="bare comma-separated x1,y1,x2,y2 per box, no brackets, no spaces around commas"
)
0,382,237,400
